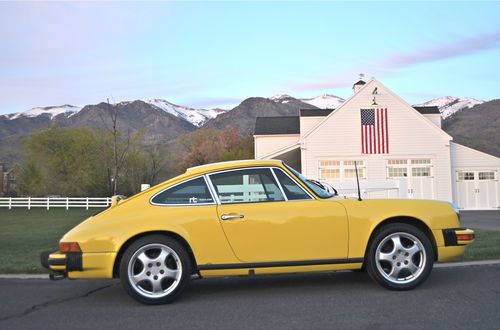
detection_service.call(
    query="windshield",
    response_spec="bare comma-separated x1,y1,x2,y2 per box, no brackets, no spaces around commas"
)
284,164,334,199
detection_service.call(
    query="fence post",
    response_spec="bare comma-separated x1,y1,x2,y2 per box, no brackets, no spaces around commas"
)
86,197,89,210
9,197,12,210
28,197,31,210
66,197,69,210
47,197,50,210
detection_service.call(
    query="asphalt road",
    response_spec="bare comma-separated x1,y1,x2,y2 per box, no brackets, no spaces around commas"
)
460,210,500,231
1,264,499,329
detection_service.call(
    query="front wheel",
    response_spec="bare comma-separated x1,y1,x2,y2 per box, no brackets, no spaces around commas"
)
119,235,191,304
365,223,434,290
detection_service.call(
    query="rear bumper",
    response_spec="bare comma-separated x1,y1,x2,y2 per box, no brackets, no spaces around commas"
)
40,250,116,280
40,251,82,278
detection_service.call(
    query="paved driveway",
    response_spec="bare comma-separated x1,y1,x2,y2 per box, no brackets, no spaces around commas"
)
460,210,500,231
1,264,500,329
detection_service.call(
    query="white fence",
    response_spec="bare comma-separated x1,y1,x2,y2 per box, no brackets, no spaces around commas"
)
328,179,407,199
0,197,112,210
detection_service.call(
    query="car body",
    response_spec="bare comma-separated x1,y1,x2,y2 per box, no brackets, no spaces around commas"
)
41,159,475,304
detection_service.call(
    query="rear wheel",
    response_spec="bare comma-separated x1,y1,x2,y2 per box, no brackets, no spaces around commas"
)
366,223,434,290
119,235,191,304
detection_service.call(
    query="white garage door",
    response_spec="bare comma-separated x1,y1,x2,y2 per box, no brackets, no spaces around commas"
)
456,170,499,210
387,159,434,200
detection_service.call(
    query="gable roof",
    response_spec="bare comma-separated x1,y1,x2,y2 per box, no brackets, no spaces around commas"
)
413,106,440,114
255,105,442,136
254,116,300,135
300,109,335,117
302,79,452,141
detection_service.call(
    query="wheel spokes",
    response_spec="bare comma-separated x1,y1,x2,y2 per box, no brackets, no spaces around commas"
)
128,243,183,298
375,232,427,284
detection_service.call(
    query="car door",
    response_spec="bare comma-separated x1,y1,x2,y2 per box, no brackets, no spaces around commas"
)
208,167,348,263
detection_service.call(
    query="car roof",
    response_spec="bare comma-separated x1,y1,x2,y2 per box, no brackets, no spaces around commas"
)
185,159,284,176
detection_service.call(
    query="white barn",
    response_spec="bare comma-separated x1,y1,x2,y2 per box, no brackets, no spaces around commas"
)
254,79,500,210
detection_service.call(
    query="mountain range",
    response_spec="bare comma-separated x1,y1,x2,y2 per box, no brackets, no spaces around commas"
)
0,93,497,163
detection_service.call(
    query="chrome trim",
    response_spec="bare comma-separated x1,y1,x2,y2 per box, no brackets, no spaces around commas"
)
270,168,288,201
220,214,245,220
204,174,220,205
149,175,217,207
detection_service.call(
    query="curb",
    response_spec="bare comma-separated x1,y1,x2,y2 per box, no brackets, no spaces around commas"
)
435,259,500,268
0,274,48,279
1,260,500,279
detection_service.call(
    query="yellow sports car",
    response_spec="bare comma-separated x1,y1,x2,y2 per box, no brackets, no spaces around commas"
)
41,160,474,304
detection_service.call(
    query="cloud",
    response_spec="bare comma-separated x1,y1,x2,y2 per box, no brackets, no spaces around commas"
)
294,31,500,92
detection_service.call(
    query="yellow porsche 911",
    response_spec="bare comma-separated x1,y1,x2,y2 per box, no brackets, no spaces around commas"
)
41,160,474,304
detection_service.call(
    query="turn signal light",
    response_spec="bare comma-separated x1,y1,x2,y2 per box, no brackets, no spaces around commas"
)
456,234,474,241
59,242,82,253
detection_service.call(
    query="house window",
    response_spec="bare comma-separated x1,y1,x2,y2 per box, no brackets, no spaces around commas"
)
388,167,407,178
318,160,365,181
411,159,431,165
478,171,495,180
387,158,432,179
458,172,475,181
319,169,340,180
412,167,431,177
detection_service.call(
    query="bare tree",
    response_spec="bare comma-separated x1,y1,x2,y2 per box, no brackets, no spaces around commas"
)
99,99,133,195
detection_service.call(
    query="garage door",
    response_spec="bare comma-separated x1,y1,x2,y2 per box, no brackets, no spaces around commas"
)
387,159,434,200
456,170,499,210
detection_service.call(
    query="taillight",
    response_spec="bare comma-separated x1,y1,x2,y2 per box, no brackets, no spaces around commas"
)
59,242,82,253
456,234,474,241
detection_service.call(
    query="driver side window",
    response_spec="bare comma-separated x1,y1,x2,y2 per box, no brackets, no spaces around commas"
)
209,168,285,204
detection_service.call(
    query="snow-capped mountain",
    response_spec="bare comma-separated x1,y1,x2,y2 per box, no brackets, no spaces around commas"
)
415,96,484,119
300,94,345,109
4,100,227,127
6,104,82,120
269,94,295,104
270,94,345,109
145,99,227,127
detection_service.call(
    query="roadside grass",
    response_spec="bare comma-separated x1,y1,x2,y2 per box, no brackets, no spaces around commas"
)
0,208,103,273
460,229,500,261
0,208,499,273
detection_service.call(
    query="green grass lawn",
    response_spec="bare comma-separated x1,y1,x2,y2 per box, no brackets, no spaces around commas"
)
0,208,499,273
461,229,500,261
0,208,103,273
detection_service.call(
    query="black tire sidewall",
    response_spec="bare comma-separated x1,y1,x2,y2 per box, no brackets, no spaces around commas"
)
119,235,191,304
366,223,434,290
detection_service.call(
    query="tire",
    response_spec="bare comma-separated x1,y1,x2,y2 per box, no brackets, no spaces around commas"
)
119,235,191,304
365,223,434,290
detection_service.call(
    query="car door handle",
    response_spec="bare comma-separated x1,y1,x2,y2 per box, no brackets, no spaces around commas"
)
220,214,245,221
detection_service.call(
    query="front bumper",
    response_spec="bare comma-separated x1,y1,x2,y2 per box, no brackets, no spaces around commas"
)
436,228,475,262
40,251,82,278
442,228,475,246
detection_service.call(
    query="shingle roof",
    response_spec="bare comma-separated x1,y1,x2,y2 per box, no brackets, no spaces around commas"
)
255,106,441,135
300,109,335,117
413,106,440,114
254,116,300,135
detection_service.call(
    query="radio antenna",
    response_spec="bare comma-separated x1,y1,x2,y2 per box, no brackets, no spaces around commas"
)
355,161,362,201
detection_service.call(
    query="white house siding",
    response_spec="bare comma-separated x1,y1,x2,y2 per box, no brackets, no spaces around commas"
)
450,142,500,209
300,117,324,135
423,114,442,128
254,134,299,159
301,80,453,202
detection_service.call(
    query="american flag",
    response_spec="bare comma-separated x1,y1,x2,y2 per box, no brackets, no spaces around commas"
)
360,108,389,154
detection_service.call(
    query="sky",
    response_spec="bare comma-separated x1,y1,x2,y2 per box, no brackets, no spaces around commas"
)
1,1,500,115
